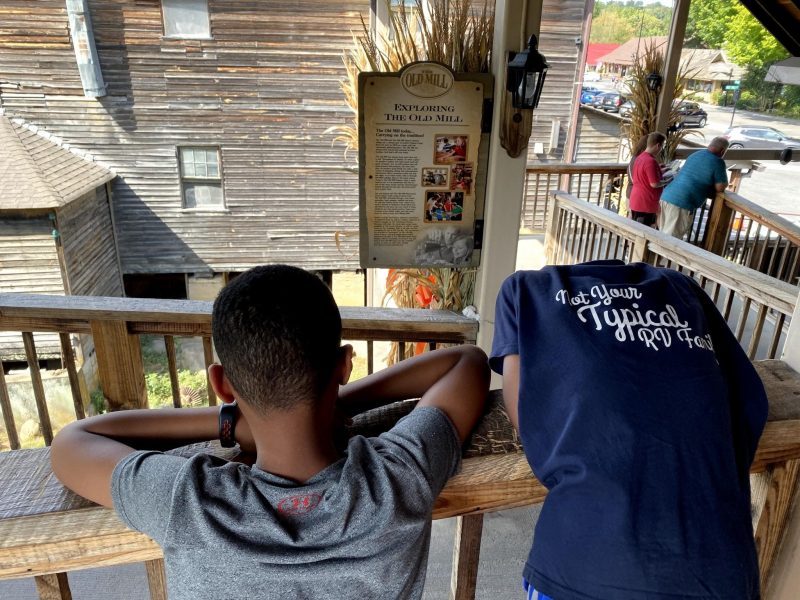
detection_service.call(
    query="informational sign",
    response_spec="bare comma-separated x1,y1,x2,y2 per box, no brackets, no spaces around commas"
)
358,62,492,268
724,84,740,91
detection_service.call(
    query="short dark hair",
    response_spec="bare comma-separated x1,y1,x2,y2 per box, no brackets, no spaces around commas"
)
212,265,342,413
647,132,666,147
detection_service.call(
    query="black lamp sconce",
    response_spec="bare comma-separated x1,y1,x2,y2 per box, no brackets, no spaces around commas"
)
500,34,549,158
646,71,663,92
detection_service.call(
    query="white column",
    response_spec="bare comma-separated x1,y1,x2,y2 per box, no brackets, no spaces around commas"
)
474,0,543,359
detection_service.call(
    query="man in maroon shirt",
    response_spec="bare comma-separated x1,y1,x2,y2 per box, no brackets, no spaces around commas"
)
629,132,666,227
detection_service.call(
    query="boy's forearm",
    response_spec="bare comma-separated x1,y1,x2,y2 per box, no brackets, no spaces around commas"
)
337,345,484,415
64,406,254,452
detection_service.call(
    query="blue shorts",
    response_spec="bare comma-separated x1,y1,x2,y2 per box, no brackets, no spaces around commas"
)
523,578,553,600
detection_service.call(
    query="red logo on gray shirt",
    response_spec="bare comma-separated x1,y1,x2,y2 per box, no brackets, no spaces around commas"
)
277,493,322,515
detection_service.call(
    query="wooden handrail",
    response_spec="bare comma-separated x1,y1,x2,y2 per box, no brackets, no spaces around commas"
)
723,191,800,248
550,191,798,315
526,162,626,175
0,294,478,343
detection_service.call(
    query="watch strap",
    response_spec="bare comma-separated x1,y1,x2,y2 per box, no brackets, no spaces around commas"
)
219,401,238,448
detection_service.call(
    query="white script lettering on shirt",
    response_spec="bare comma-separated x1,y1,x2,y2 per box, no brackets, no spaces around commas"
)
555,287,714,353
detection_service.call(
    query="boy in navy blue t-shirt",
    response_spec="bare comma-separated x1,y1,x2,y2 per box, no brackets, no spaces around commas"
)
490,260,767,600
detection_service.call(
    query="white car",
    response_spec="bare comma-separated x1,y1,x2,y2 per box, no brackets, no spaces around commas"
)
583,71,601,82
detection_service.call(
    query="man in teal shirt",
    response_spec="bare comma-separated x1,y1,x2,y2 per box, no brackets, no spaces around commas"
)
659,137,729,239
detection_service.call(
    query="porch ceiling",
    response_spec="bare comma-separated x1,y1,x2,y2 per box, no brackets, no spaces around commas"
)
739,0,800,57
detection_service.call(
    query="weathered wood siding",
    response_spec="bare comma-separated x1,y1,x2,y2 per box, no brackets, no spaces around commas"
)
528,0,585,161
57,186,123,297
0,216,63,358
574,106,624,163
0,0,367,275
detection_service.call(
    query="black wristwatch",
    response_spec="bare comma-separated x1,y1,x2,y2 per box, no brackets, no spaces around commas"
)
219,401,238,448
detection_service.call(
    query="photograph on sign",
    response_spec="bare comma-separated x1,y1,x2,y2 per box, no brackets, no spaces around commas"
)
358,62,491,268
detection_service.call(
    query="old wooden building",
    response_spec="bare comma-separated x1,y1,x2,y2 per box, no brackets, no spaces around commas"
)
0,0,585,300
0,112,121,359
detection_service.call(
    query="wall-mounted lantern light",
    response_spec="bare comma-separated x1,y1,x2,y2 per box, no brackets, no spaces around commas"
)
500,34,549,158
646,71,663,92
507,35,549,110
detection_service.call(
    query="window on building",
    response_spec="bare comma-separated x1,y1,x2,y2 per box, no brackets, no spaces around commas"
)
162,0,211,39
178,147,224,209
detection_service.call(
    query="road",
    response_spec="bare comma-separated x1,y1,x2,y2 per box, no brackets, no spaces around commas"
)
587,78,800,223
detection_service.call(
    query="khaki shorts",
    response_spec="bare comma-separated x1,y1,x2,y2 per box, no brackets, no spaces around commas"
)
658,201,694,240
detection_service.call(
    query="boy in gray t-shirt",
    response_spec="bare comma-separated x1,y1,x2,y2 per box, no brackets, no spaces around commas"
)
51,265,489,600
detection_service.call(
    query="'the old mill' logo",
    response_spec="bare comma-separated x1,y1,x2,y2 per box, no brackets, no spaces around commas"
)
401,63,453,98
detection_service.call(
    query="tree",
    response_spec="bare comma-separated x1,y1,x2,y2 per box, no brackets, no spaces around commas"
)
723,4,789,70
685,0,736,49
590,11,635,44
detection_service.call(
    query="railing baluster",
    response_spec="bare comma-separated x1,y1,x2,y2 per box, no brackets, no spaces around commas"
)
767,313,787,359
748,304,768,359
59,333,85,420
202,336,217,406
22,332,53,446
734,297,752,342
765,234,782,278
533,174,541,230
721,287,736,321
367,341,375,375
164,336,181,408
0,362,20,450
710,280,722,303
775,237,790,281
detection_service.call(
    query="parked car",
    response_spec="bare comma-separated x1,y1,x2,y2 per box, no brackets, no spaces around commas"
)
601,92,625,112
722,126,800,150
580,86,603,104
674,102,707,128
619,100,635,118
590,92,612,109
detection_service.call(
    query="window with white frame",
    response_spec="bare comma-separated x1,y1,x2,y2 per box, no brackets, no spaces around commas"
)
162,0,211,39
178,147,224,209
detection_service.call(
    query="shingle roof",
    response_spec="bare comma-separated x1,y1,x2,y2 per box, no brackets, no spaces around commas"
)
0,113,114,211
680,49,745,82
596,37,668,67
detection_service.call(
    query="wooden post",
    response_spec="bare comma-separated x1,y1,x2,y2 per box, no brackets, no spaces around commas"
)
90,320,147,410
543,193,562,264
654,0,690,135
703,193,735,257
34,573,72,600
754,459,800,597
145,559,168,600
449,514,484,600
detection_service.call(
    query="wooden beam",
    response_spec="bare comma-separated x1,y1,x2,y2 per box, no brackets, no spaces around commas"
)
703,193,735,256
34,573,72,600
449,514,484,600
90,320,147,411
655,0,691,134
145,559,168,600
755,459,800,596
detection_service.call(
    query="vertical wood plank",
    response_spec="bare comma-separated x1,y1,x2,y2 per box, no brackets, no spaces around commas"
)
367,340,374,375
449,514,484,600
0,361,20,450
22,332,53,446
164,336,181,408
34,573,72,600
90,320,147,410
202,336,217,406
747,305,768,359
755,459,800,597
59,333,85,420
145,559,168,600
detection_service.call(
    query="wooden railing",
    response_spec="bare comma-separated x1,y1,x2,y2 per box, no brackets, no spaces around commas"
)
691,191,800,287
0,295,511,600
546,192,798,360
522,163,627,232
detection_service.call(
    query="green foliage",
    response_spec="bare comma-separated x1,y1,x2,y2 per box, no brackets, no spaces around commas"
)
590,1,671,44
145,370,209,409
723,4,789,70
685,0,736,49
90,389,108,415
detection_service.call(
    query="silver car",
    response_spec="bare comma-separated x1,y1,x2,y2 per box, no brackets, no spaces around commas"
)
723,126,800,150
